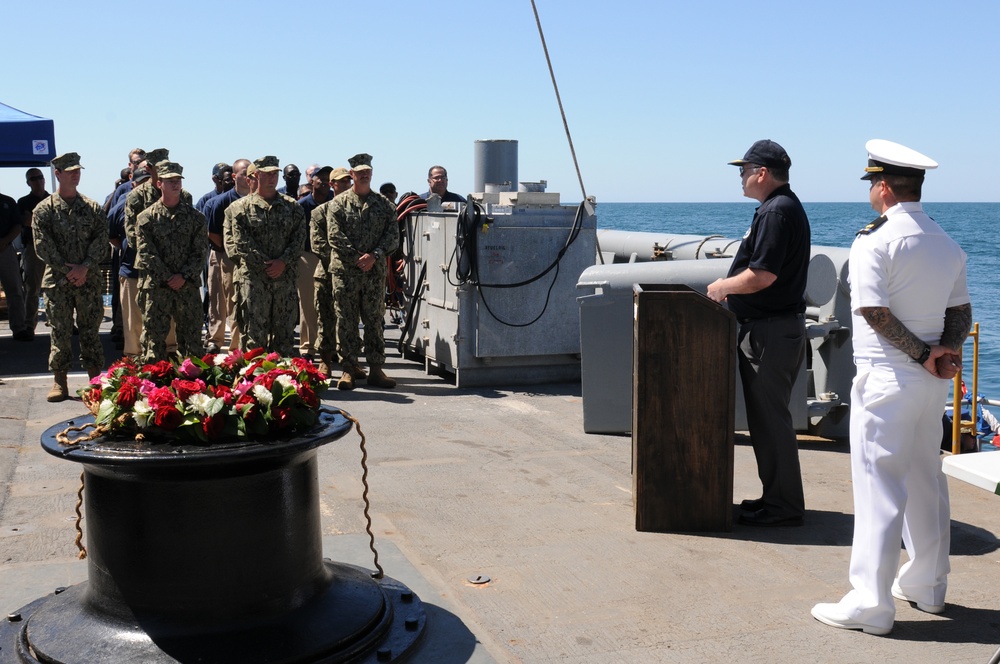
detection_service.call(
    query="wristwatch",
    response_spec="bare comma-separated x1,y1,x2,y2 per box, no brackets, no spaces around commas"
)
916,344,931,364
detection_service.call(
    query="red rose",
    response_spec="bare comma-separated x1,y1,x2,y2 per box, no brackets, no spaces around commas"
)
85,386,103,407
271,405,292,429
143,360,174,380
172,378,206,402
298,385,318,408
244,347,266,361
115,383,139,409
238,402,258,422
109,357,137,373
212,384,234,405
202,413,226,438
154,406,183,431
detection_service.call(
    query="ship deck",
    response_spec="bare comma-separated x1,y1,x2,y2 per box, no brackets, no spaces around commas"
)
2,317,999,663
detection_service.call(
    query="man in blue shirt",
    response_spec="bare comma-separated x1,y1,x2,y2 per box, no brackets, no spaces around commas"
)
203,158,250,353
195,162,232,212
422,165,466,203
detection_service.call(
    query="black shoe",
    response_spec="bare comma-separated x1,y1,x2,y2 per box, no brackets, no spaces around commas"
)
12,329,34,342
206,343,221,354
739,498,765,512
738,508,803,527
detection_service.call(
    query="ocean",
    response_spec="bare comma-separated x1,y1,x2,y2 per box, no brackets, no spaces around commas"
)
595,202,1000,399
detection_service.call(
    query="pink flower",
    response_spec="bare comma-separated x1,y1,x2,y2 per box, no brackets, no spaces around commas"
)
179,358,203,379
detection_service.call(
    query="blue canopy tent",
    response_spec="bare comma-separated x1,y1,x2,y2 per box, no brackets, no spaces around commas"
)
0,102,55,167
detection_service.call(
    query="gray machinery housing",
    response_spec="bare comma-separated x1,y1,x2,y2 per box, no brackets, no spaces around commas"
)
398,140,597,386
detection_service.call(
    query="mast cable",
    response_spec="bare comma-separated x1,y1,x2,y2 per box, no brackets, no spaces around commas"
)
531,0,587,202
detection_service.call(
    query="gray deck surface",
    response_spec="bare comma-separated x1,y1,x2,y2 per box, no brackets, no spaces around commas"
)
1,317,999,663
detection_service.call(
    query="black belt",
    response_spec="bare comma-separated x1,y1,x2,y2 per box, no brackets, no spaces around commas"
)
738,313,804,325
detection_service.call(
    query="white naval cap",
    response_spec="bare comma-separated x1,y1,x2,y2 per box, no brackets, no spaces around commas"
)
861,139,938,180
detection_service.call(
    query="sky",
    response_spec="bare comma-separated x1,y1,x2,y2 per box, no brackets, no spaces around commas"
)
1,0,997,204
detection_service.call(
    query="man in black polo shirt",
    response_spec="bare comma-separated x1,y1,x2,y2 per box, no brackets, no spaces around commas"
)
708,139,810,527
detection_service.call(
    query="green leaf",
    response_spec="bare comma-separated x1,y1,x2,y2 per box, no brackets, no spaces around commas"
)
205,397,225,418
95,400,118,425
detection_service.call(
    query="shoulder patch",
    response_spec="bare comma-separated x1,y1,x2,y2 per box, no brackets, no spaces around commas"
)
856,215,888,236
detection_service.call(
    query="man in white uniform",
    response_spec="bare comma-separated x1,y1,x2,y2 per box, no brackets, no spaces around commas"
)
811,140,972,635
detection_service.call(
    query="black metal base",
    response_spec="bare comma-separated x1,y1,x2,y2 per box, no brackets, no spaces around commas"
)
3,412,427,663
1,562,425,663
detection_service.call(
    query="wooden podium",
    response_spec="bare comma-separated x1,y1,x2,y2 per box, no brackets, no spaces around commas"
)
632,284,736,532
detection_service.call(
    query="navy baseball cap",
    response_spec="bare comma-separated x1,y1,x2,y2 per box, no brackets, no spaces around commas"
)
728,140,792,169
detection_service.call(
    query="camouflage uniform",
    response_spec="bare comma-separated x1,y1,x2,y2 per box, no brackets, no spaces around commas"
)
32,192,109,373
136,197,208,362
228,192,306,356
124,178,194,254
124,167,192,352
326,189,399,369
310,201,338,361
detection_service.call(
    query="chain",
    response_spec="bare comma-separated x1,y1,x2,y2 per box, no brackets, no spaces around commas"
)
74,471,87,559
323,408,384,579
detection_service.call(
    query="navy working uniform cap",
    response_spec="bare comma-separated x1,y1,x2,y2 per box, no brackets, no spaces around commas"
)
51,152,83,171
348,153,373,171
254,156,280,173
728,140,791,169
144,148,170,168
212,162,231,177
860,139,938,180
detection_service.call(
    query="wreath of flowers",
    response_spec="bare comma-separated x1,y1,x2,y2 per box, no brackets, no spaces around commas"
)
79,348,330,443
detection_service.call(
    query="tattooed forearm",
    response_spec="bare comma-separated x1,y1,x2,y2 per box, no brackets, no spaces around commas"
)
940,303,973,351
860,306,926,360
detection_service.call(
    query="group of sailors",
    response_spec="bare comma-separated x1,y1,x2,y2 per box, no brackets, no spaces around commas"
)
15,147,466,401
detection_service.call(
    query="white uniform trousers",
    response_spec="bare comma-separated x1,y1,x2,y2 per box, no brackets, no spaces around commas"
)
838,360,951,628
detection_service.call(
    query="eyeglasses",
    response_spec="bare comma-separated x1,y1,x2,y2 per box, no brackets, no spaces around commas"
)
739,165,761,178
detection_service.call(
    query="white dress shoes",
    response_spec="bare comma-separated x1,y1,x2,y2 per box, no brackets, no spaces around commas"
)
891,584,945,614
810,603,892,636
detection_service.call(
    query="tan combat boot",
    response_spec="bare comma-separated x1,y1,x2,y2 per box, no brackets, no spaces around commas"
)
47,371,68,402
348,365,368,381
367,366,396,389
86,366,102,380
337,371,355,391
317,353,335,378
